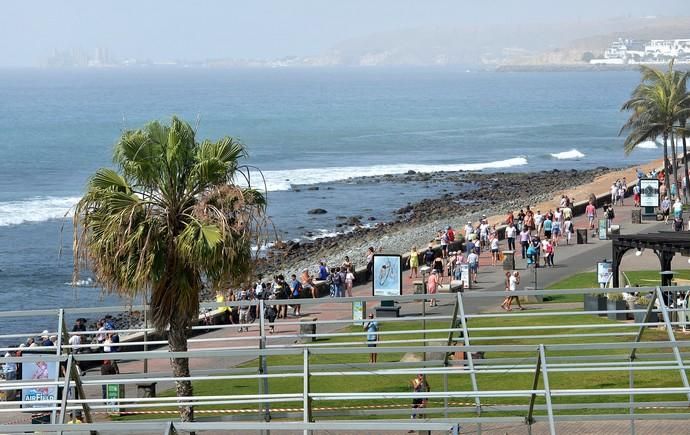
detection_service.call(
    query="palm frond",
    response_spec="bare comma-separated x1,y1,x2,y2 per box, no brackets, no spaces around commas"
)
74,116,268,333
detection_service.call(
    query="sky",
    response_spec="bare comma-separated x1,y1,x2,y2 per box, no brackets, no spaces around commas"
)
1,0,688,67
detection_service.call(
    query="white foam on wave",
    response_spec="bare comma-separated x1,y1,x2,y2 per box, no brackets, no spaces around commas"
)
550,149,585,160
0,196,79,227
636,140,659,149
2,158,528,226
636,138,689,150
250,157,528,191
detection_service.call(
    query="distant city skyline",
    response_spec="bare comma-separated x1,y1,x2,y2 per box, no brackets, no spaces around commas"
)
1,0,690,67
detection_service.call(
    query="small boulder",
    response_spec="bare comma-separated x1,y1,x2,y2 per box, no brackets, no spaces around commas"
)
308,208,328,215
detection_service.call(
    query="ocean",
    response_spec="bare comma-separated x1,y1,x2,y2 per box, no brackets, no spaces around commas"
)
0,67,661,324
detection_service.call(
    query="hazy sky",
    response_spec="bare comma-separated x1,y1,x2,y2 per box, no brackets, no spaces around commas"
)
1,0,687,66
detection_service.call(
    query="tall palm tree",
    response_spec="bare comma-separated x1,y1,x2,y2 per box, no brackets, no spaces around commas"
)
680,115,690,203
675,70,690,203
73,116,266,421
620,60,689,196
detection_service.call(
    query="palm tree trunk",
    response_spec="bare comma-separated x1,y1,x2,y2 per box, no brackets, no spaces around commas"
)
671,131,679,198
683,131,689,204
169,315,194,422
663,134,671,195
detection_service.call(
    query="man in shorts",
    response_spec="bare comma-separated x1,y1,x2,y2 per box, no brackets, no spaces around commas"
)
534,210,544,236
364,313,379,363
467,249,479,284
410,373,430,422
542,215,552,240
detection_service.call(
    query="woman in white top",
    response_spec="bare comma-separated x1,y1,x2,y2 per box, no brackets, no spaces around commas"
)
345,268,355,297
502,271,524,311
490,236,500,266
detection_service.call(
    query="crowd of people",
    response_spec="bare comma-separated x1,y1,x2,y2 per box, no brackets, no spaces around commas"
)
404,194,583,309
0,316,120,405
399,192,640,312
211,257,362,334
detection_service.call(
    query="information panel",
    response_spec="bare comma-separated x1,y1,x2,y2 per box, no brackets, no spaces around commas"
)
640,179,660,207
372,254,402,297
598,219,608,240
597,261,613,287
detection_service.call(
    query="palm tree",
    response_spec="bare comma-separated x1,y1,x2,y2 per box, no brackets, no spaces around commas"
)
73,116,266,421
620,60,689,196
680,115,690,203
674,70,690,203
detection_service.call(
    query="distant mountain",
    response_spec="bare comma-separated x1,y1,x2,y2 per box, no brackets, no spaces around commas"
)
503,16,690,65
293,16,690,67
155,15,690,69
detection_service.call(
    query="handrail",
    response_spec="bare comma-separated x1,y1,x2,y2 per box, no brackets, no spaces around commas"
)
0,286,688,433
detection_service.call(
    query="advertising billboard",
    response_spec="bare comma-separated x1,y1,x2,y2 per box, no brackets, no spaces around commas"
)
372,254,402,297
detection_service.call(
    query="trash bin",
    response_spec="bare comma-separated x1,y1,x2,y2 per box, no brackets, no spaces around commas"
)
137,382,157,398
610,224,620,236
299,317,317,343
631,209,641,224
576,228,588,244
502,250,515,271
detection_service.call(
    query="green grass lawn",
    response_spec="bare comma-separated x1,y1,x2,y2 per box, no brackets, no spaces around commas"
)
117,307,690,421
542,269,690,304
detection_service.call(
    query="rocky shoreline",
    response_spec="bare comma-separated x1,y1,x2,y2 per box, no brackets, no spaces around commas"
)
256,166,614,279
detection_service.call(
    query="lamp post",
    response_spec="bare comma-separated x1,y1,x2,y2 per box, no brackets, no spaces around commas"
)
419,266,430,363
660,270,676,324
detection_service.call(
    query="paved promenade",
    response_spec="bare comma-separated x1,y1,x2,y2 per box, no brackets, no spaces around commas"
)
4,188,688,433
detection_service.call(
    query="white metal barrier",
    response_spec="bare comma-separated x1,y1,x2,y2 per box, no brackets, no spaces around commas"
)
0,286,687,434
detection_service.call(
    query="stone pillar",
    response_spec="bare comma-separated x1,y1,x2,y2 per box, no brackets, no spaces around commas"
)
299,317,317,343
502,250,515,271
631,209,642,224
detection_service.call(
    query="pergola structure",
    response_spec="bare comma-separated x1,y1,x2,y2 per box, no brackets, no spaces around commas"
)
611,231,690,288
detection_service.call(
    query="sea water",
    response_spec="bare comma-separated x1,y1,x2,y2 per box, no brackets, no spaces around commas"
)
0,67,659,319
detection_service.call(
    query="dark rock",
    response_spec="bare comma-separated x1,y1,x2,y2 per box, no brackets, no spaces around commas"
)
346,216,362,226
368,216,376,221
308,208,328,214
307,186,319,191
406,170,416,175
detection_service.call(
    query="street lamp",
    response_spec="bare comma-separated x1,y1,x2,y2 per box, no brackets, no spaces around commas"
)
418,266,430,362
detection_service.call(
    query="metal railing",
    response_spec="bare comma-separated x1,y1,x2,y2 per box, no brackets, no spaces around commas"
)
0,286,688,434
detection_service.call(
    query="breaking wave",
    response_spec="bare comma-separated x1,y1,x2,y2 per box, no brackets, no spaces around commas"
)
550,149,585,160
1,158,530,226
252,157,529,191
0,196,79,227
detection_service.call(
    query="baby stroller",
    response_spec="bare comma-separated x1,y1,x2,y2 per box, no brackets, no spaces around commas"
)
674,217,684,232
